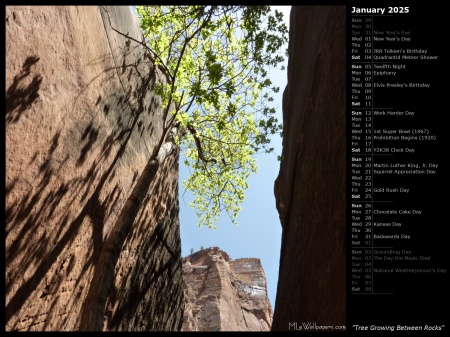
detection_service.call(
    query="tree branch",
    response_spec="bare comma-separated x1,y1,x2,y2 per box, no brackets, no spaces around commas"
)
186,124,217,164
101,6,173,81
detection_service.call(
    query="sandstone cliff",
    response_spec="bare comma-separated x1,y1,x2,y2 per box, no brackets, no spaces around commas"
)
272,6,346,331
6,6,183,331
182,247,272,331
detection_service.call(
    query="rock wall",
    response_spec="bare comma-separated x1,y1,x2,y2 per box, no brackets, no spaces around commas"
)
182,247,272,331
272,6,346,331
6,6,183,331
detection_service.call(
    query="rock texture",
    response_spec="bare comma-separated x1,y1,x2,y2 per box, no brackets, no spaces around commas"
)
272,6,346,331
6,6,183,331
182,247,272,331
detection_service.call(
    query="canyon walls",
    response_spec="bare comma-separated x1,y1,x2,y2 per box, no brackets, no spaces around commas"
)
182,247,272,331
6,6,183,331
6,5,347,332
273,6,346,331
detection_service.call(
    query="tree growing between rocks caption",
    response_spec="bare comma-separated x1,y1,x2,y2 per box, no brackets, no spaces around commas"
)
137,6,287,228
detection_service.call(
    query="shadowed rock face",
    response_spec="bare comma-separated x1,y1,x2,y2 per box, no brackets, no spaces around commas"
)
6,6,183,331
272,6,346,331
182,247,273,331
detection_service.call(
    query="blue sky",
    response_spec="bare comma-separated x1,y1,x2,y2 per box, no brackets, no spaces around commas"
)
179,6,291,310
131,5,291,310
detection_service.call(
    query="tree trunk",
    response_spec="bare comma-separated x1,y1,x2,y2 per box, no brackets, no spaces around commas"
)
78,126,178,331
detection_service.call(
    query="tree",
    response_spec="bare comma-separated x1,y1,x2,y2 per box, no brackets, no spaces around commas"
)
190,248,194,255
136,5,287,228
79,6,287,330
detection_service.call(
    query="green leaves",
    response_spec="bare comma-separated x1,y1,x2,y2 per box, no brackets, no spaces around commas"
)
136,6,287,228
